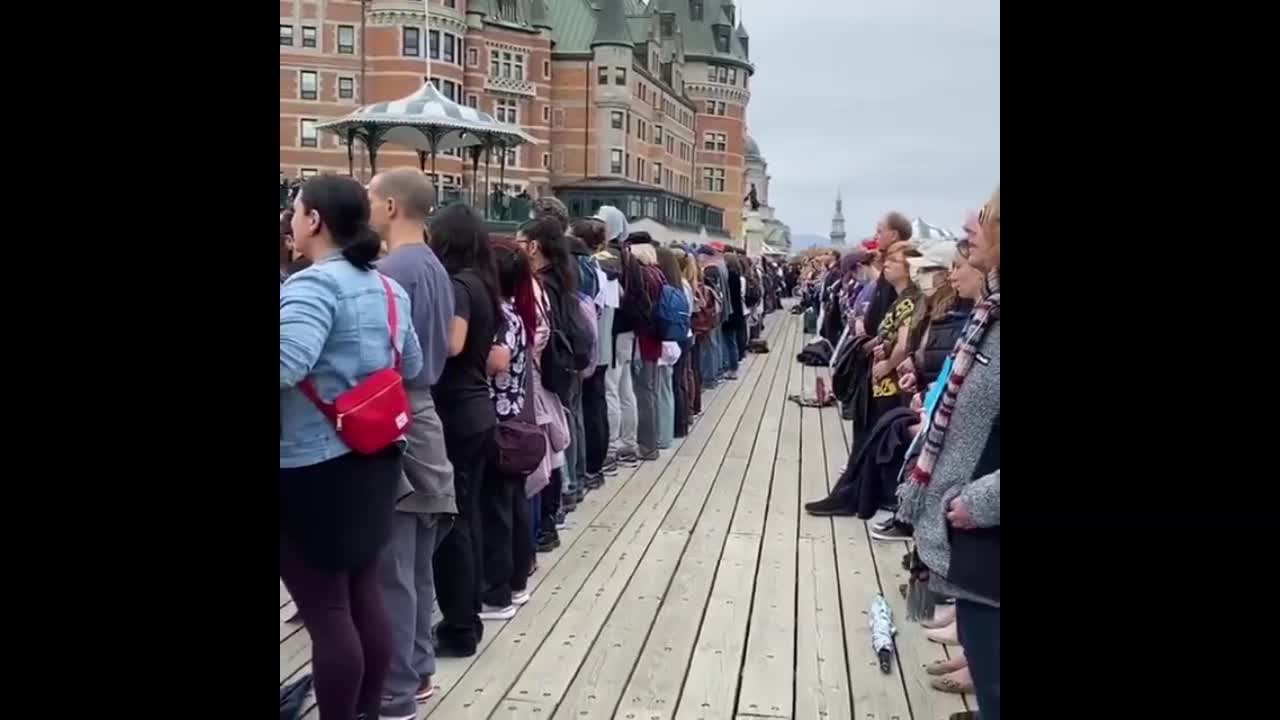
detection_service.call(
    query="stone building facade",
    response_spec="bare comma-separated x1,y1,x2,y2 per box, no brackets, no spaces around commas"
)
281,0,754,237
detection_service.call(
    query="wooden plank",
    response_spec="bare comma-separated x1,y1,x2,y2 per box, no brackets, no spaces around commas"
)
673,533,764,720
795,536,853,720
818,381,913,720
555,326,797,720
676,318,804,720
280,581,291,607
734,344,804,719
425,339,778,720
510,329,785,717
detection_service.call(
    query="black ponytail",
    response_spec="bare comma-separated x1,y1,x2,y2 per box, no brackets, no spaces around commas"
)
296,175,381,271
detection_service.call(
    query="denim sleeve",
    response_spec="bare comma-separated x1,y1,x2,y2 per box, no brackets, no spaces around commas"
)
280,271,337,388
400,298,424,381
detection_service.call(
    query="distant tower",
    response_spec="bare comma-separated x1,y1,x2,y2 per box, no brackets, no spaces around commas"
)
829,190,847,245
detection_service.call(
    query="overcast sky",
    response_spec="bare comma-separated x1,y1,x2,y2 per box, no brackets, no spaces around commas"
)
743,0,1000,239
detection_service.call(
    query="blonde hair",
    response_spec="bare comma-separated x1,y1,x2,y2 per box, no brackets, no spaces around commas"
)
982,187,1000,250
675,248,701,287
630,243,658,266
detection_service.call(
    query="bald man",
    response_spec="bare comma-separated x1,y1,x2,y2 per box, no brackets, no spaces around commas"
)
368,169,457,714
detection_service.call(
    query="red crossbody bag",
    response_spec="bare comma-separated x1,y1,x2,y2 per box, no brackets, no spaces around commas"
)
297,274,413,455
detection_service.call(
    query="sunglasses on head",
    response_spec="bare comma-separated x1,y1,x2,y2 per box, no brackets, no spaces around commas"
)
979,204,999,226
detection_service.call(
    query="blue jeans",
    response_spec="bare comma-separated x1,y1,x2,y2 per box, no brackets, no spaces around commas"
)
721,326,739,373
700,332,721,385
956,600,1000,720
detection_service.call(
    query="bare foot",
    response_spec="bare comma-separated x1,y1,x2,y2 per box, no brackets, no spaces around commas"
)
925,622,960,646
925,653,968,676
930,666,974,694
920,605,956,629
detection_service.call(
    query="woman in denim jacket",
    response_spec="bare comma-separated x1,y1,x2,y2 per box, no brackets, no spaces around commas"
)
280,175,424,720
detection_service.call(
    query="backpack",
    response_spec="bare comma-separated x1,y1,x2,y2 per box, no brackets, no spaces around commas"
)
617,250,656,334
574,252,600,301
539,277,594,403
744,272,763,308
572,291,600,376
654,284,691,342
691,285,718,336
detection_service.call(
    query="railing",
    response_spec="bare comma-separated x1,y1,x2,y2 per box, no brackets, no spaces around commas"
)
483,74,536,97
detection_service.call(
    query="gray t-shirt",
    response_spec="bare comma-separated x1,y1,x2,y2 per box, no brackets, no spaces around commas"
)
376,243,454,390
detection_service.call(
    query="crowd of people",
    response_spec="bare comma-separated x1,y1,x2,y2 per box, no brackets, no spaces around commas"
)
793,198,1001,720
278,170,784,720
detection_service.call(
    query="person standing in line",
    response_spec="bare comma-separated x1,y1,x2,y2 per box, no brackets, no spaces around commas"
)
898,189,1000,720
595,206,639,467
673,248,700,434
366,169,457,714
722,253,746,379
655,246,685,447
428,204,501,658
478,239,536,621
699,260,725,390
572,218,613,485
281,176,424,720
624,239,666,461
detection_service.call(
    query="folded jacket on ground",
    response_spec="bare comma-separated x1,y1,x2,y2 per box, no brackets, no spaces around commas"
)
796,338,834,366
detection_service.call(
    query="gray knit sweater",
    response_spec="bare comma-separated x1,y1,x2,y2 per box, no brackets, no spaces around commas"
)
912,320,1001,608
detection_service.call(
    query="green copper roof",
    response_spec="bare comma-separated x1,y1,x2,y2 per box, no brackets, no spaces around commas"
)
592,0,634,49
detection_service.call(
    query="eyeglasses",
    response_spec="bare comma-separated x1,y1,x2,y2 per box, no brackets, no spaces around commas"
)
956,239,971,259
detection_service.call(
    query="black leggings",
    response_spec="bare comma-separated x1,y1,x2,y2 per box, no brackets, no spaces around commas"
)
481,464,533,607
582,368,609,474
280,533,390,720
433,425,495,650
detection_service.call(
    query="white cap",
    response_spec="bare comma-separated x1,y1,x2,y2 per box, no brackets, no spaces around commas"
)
909,241,958,273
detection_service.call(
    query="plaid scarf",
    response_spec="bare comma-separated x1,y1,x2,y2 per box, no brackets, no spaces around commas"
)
897,269,1000,523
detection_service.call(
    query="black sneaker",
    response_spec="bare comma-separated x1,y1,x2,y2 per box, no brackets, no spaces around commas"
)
870,522,913,542
872,516,896,533
555,507,568,525
602,457,619,475
617,451,639,467
569,486,586,504
585,473,605,490
804,495,854,517
535,530,560,553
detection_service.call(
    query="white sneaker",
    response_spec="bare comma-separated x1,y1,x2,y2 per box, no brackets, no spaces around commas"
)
479,604,517,621
512,590,531,606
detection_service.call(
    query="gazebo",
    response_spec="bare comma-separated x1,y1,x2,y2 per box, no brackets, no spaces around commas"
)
315,83,536,218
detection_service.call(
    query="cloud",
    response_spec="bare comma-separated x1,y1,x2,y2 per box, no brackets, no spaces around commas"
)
744,0,1000,237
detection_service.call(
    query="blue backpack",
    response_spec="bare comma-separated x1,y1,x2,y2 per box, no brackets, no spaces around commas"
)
654,285,691,342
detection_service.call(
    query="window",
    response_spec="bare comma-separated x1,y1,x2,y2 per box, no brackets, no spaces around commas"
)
337,25,355,54
716,133,726,151
610,111,623,129
468,47,479,66
496,98,517,124
690,0,704,21
714,26,730,53
497,0,518,22
660,13,675,37
503,148,518,166
702,167,724,192
598,67,608,84
444,35,456,64
300,71,317,100
467,94,478,108
654,125,663,145
543,105,550,122
300,119,318,148
707,65,716,81
429,30,439,59
728,68,737,85
403,27,420,56
542,153,550,169
300,168,319,178
666,168,674,189
615,67,626,85
637,119,646,141
703,132,714,150
445,0,456,7
718,66,728,83
543,60,550,78
637,83,645,102
636,157,645,182
653,162,663,185
338,77,354,100
610,149,623,174
666,135,674,153
302,26,317,48
490,50,525,80
280,25,294,46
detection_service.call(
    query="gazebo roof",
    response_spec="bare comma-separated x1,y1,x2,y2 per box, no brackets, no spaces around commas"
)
315,83,537,152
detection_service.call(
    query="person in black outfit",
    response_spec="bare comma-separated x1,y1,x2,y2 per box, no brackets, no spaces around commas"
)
571,219,610,488
724,253,747,367
428,204,500,657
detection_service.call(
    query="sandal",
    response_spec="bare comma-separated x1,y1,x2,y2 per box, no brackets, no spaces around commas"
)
925,654,967,676
930,666,973,694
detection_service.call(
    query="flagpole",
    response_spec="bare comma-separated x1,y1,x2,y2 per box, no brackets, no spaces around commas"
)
424,1,432,86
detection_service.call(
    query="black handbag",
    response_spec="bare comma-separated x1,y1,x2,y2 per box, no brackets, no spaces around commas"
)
495,361,546,477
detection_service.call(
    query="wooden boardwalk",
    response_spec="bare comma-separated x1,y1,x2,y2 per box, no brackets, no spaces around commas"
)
281,307,974,720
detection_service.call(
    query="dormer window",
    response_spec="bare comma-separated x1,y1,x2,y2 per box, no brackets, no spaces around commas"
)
713,26,730,53
660,13,675,38
690,0,704,21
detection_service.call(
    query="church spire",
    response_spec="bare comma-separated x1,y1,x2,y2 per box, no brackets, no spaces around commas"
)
829,190,847,245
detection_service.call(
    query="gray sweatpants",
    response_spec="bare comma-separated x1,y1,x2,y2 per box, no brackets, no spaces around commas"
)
378,511,442,716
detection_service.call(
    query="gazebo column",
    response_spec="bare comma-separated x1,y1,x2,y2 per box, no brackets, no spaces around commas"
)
362,126,388,178
497,140,507,220
483,141,493,220
417,150,428,172
468,145,482,209
346,129,356,176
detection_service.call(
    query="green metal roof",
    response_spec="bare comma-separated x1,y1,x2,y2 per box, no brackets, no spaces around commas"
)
592,0,634,48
